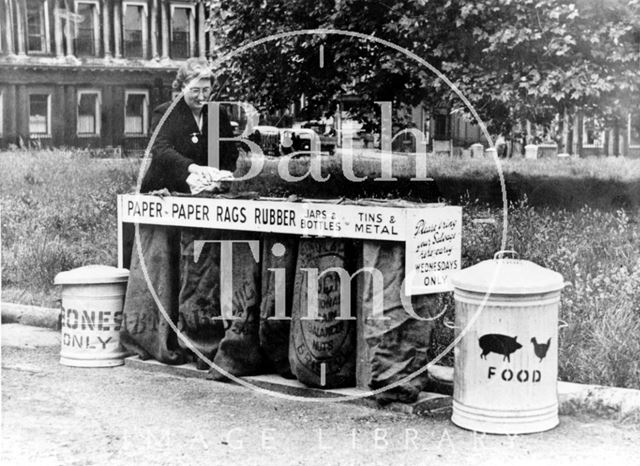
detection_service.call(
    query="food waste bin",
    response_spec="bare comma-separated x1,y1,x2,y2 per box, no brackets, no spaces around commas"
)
450,251,564,434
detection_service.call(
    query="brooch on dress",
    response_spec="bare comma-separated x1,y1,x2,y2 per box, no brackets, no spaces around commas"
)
190,132,201,144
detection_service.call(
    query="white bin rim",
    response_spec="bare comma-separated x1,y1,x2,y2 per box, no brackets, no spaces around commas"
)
54,265,130,285
451,258,563,295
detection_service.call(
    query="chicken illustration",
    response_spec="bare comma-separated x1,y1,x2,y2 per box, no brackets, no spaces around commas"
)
531,337,552,362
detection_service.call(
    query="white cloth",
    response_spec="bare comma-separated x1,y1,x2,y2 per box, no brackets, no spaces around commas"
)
186,169,235,195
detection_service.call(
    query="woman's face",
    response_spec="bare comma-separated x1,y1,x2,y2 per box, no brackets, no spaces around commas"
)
183,77,212,113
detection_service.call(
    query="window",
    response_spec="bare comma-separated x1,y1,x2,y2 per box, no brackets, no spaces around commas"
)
77,90,101,136
170,4,194,59
26,0,50,53
123,2,147,58
630,114,640,147
582,117,604,147
124,90,149,135
29,94,51,135
0,91,3,137
75,1,99,56
433,114,448,140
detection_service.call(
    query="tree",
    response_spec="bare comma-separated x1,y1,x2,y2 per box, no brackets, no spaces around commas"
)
207,0,454,124
206,0,640,138
446,0,640,137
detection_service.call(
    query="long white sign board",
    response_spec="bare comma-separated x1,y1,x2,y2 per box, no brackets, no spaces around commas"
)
117,194,461,295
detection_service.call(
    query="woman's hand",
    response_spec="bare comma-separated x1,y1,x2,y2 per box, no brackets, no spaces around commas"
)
187,164,223,183
186,164,235,194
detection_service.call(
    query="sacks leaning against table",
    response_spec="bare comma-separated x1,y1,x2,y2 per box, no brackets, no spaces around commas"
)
178,229,297,380
120,202,440,395
120,224,186,365
259,235,298,378
120,230,362,386
178,230,299,379
361,241,439,404
289,238,358,389
122,226,266,377
121,226,298,379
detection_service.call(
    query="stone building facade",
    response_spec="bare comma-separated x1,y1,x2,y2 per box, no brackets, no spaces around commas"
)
0,0,213,153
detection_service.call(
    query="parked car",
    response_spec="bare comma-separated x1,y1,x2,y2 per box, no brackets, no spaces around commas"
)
300,121,337,155
248,124,337,157
279,128,320,156
247,125,281,156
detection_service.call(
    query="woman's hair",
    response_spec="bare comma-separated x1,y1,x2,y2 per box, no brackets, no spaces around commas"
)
172,58,214,91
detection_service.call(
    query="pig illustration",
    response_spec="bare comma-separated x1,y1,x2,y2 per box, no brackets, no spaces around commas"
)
479,334,522,362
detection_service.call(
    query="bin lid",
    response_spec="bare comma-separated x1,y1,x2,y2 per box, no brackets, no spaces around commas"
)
451,258,563,295
54,265,130,285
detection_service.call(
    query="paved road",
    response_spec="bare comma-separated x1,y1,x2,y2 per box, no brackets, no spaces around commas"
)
2,324,639,466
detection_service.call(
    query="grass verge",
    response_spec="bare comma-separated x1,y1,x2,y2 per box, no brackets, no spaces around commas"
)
1,149,639,388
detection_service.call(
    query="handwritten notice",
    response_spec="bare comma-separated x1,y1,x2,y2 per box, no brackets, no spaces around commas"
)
405,207,462,295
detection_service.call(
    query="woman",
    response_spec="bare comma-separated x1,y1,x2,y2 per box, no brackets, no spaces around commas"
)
142,58,238,193
121,58,239,364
